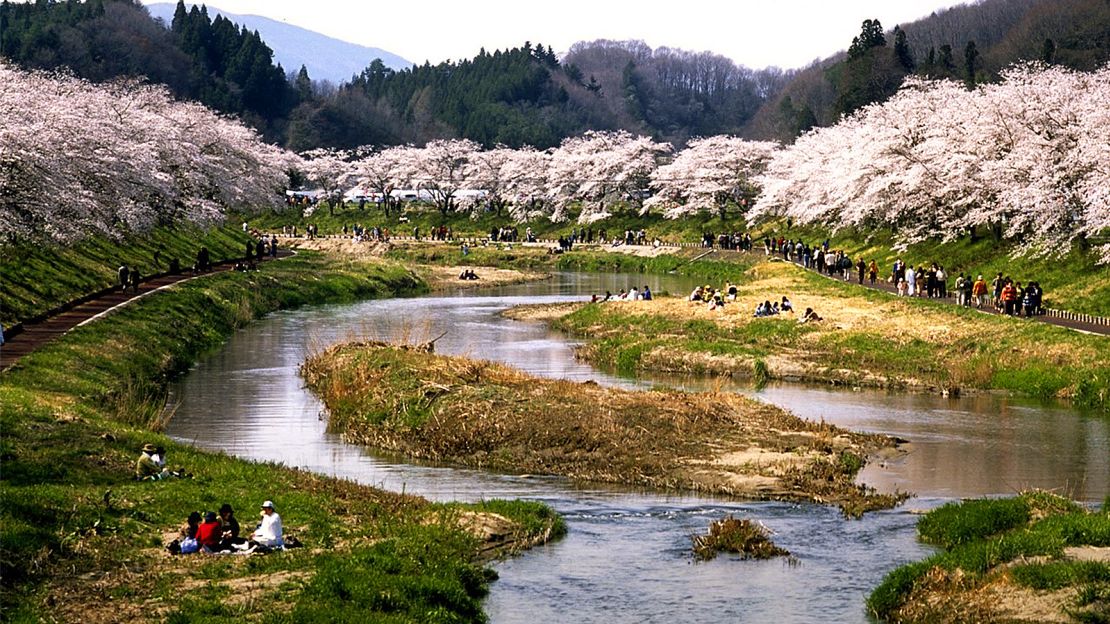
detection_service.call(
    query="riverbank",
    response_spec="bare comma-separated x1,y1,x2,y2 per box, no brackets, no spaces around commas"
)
301,341,908,517
516,260,1110,411
868,492,1110,623
284,236,551,290
0,250,563,621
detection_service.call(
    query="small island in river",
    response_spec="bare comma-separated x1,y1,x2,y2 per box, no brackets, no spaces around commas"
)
301,341,908,516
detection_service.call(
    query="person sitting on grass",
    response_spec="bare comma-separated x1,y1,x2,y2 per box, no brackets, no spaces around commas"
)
642,286,652,301
197,511,222,552
689,286,704,302
166,511,202,554
214,503,246,552
708,290,725,310
780,296,794,313
135,444,164,480
248,500,284,551
799,307,823,324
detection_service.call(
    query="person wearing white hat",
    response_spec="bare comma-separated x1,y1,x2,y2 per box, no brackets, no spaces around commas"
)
251,500,284,549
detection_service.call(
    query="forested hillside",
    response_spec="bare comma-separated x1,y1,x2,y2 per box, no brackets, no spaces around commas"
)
562,40,792,146
746,0,1110,141
3,0,1108,149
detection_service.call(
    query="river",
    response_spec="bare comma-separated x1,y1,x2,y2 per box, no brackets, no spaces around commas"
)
166,272,1109,623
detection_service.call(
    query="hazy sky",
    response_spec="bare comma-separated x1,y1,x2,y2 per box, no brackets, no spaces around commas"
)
141,0,972,69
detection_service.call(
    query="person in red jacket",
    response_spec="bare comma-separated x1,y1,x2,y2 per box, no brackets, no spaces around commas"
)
196,511,221,552
1000,279,1018,316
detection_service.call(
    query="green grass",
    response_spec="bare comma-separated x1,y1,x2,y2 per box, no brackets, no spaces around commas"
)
867,492,1110,620
0,247,561,622
0,224,251,326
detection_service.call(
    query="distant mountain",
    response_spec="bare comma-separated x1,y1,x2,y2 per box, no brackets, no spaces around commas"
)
146,2,412,83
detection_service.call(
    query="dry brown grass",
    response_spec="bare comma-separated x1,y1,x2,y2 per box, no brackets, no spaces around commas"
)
302,342,906,513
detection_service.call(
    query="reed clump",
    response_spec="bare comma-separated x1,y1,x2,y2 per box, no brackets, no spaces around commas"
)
692,515,790,561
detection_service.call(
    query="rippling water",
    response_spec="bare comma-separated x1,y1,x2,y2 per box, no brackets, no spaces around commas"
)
166,273,1109,623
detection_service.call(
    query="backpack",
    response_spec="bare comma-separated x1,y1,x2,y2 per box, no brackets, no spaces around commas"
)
180,537,199,554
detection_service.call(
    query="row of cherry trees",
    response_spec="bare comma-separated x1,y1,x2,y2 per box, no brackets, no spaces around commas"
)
319,62,1107,258
751,63,1110,258
0,63,296,243
5,60,1105,260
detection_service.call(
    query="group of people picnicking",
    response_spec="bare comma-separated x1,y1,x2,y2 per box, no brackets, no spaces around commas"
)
593,285,654,302
167,500,290,556
683,281,823,323
135,443,293,555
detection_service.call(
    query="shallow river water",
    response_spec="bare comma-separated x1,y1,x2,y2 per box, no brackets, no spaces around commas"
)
166,273,1109,623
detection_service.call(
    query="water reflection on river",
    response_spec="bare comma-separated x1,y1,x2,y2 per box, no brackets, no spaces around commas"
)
166,273,1109,623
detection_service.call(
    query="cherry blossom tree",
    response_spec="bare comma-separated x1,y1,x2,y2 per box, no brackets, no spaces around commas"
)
300,148,357,215
501,147,551,222
408,139,481,216
644,136,779,219
751,63,1110,260
0,63,296,243
349,145,418,216
546,131,671,223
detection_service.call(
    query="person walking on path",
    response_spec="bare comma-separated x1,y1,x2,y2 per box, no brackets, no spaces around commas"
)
972,275,988,308
868,260,878,285
992,273,1005,310
1000,279,1018,316
117,264,130,291
129,267,141,293
856,258,866,284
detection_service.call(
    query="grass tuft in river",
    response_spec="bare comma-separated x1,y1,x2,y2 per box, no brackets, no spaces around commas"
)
692,515,790,561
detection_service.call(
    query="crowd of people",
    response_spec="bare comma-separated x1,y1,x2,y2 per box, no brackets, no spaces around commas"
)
700,232,755,250
752,234,1049,319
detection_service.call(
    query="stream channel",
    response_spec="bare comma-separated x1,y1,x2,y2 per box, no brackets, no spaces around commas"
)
166,272,1109,623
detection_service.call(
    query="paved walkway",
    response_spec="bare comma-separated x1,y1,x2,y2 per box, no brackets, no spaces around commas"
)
1,250,292,370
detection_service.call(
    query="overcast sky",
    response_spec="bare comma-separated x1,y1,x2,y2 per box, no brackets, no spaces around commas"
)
140,0,972,69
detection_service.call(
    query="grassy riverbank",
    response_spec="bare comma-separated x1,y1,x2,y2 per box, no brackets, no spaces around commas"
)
541,260,1110,412
382,241,754,285
0,250,563,622
868,492,1110,623
301,341,906,517
0,225,251,326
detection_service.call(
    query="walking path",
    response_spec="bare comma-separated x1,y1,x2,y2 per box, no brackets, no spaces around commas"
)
1,250,293,370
